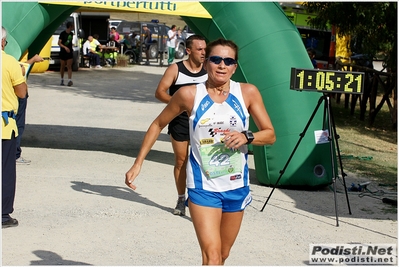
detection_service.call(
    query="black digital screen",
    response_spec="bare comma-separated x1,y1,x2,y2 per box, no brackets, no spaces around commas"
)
290,68,365,94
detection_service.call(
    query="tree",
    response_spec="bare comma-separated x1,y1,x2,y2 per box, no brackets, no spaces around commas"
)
303,2,397,129
303,2,397,71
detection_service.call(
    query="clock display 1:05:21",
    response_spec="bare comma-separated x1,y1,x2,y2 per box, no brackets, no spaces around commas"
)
290,68,365,94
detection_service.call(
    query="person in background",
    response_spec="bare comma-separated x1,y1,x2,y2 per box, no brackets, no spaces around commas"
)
58,21,74,86
2,26,28,228
92,34,104,66
126,38,276,265
123,32,141,63
142,24,152,65
92,34,103,57
82,36,102,68
176,27,182,38
120,32,140,50
155,35,207,216
167,25,177,65
130,32,141,48
110,27,120,42
16,54,44,165
307,47,318,68
104,35,120,66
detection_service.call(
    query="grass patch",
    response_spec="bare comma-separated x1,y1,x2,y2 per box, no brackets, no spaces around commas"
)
382,207,397,214
360,207,375,214
331,95,397,186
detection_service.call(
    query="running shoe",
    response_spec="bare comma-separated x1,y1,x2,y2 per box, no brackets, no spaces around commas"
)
173,198,186,216
16,157,31,165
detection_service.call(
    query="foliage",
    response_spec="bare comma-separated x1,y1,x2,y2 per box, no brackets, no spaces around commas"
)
303,2,397,71
116,54,129,60
332,96,397,186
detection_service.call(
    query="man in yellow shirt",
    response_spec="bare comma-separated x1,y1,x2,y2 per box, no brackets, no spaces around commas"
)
91,34,102,52
2,26,28,228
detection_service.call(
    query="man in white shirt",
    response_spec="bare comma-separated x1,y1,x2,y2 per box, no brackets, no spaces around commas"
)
82,36,102,68
167,25,177,65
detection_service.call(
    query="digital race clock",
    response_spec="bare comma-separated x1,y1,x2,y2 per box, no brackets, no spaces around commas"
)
290,68,365,94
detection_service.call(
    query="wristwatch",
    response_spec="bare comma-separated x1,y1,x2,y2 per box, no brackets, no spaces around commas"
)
242,130,254,144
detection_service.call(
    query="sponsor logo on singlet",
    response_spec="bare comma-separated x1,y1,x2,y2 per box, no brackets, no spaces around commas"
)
230,115,237,127
200,118,210,124
200,138,214,145
230,174,242,180
208,128,230,137
232,99,244,118
201,100,211,111
199,118,213,128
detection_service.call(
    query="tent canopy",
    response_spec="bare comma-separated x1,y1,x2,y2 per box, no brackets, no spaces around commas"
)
38,1,211,18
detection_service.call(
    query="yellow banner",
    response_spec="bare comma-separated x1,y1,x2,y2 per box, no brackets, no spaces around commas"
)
39,1,211,18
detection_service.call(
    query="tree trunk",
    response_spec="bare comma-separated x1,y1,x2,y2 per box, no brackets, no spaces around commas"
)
363,73,378,121
392,76,397,130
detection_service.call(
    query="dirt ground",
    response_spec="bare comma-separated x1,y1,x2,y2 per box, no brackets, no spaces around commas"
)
2,62,397,266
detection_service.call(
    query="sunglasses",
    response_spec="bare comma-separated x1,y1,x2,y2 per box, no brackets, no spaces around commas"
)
208,56,237,66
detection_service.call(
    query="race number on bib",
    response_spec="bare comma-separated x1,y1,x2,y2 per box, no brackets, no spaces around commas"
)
200,144,242,179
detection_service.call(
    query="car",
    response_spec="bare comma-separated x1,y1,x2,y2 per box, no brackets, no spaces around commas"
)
116,20,186,60
109,19,123,30
181,24,195,40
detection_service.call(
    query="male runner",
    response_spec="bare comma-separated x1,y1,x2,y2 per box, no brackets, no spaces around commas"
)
155,35,207,216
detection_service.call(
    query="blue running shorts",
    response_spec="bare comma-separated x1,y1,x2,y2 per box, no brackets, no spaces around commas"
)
187,186,252,212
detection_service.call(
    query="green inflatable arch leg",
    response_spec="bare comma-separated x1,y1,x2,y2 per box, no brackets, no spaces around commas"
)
2,2,77,60
183,2,335,188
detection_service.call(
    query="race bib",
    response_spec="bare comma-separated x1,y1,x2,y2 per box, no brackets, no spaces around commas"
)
200,144,242,179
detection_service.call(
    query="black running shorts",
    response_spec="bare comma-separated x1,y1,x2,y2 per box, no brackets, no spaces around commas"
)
168,112,189,141
60,50,73,61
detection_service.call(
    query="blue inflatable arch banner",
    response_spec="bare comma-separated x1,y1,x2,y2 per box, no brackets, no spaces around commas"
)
2,1,335,188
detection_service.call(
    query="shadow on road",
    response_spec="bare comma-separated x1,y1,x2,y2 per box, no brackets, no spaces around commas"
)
28,68,165,104
30,250,91,265
23,124,173,165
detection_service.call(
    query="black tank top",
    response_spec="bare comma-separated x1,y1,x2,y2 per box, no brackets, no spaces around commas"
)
169,61,208,96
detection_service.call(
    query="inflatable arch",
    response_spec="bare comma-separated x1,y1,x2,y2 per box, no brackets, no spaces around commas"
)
2,2,335,188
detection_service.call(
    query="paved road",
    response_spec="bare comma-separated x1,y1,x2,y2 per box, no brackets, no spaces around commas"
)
2,64,397,266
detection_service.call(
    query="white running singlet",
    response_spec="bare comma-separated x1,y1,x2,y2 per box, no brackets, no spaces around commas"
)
187,80,250,192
